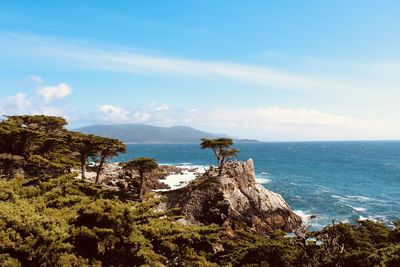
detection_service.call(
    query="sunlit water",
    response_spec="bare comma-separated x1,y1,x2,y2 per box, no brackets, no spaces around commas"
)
115,141,400,229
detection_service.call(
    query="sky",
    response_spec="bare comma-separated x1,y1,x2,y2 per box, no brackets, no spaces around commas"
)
0,0,399,141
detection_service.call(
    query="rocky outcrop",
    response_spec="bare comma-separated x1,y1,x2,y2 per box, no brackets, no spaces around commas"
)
160,159,301,233
84,163,171,190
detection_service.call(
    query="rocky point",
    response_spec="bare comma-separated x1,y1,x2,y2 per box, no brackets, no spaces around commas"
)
160,159,302,234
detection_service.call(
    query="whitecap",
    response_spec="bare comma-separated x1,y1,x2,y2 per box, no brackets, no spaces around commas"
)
294,210,316,223
384,162,400,169
343,203,367,213
353,207,367,212
358,215,378,223
256,177,272,184
332,195,374,203
346,195,373,202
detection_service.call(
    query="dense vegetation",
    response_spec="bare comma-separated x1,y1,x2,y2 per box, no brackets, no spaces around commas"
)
1,116,399,266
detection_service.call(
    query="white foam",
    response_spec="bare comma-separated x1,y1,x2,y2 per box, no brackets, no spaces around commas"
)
256,177,272,184
256,172,272,184
294,210,314,223
358,215,378,223
353,207,367,213
346,195,373,202
385,162,400,169
154,164,207,191
342,203,367,213
332,195,374,203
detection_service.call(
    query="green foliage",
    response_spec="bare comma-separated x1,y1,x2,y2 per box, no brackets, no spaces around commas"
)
0,115,77,177
0,174,220,266
89,136,126,184
200,138,238,176
0,116,399,266
125,158,158,199
0,172,399,266
0,115,126,181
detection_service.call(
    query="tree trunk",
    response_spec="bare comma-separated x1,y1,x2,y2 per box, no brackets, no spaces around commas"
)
218,158,225,176
138,172,144,200
95,156,105,184
80,154,87,179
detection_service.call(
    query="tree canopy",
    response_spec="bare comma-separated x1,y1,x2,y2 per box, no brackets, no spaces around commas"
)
0,115,126,181
201,138,238,176
90,136,126,184
125,157,158,200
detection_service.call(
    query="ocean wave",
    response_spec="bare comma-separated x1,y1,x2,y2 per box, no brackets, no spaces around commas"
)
294,210,318,223
352,207,367,213
256,171,273,184
332,195,374,203
346,195,374,202
342,203,367,213
256,177,272,184
358,215,378,223
384,162,400,169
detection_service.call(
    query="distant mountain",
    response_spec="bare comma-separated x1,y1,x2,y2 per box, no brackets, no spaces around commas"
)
76,124,252,144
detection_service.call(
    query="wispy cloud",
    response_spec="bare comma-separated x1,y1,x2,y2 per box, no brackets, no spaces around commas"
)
0,32,356,94
2,32,400,104
28,74,43,84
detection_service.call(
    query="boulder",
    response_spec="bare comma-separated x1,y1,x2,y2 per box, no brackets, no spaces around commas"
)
161,159,302,233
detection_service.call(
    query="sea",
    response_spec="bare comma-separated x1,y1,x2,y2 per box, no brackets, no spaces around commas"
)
115,141,400,230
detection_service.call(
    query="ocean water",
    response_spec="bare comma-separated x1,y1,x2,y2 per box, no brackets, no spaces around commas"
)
116,141,400,230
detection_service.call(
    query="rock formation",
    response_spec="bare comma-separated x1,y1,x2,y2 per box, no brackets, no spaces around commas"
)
160,159,302,233
83,162,172,191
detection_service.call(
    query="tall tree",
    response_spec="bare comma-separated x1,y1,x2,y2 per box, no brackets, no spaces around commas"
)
200,138,238,176
125,157,158,200
0,115,77,177
91,137,126,184
69,132,99,179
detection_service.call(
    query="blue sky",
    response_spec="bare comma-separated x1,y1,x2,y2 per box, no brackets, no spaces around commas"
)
0,1,399,141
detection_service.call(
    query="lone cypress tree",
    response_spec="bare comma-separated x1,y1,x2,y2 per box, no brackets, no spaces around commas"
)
200,138,238,176
126,157,158,200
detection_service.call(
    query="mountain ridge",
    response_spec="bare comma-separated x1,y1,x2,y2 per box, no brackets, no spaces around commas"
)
76,123,258,144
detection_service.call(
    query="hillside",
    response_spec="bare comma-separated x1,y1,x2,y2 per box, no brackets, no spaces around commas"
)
76,124,255,144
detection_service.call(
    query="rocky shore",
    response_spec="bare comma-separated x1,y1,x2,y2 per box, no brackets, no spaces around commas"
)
159,159,302,233
81,159,301,233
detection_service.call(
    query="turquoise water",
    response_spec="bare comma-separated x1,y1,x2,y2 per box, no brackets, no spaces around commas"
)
116,141,400,229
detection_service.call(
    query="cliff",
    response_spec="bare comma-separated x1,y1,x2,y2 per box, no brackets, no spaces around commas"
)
160,159,302,233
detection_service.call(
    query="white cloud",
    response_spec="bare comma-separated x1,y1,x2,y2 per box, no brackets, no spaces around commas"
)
153,103,170,111
0,93,32,115
357,62,400,75
90,104,399,140
95,103,173,124
132,111,151,122
0,92,74,120
201,107,399,141
28,75,43,84
211,107,364,128
37,83,72,103
98,104,130,122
